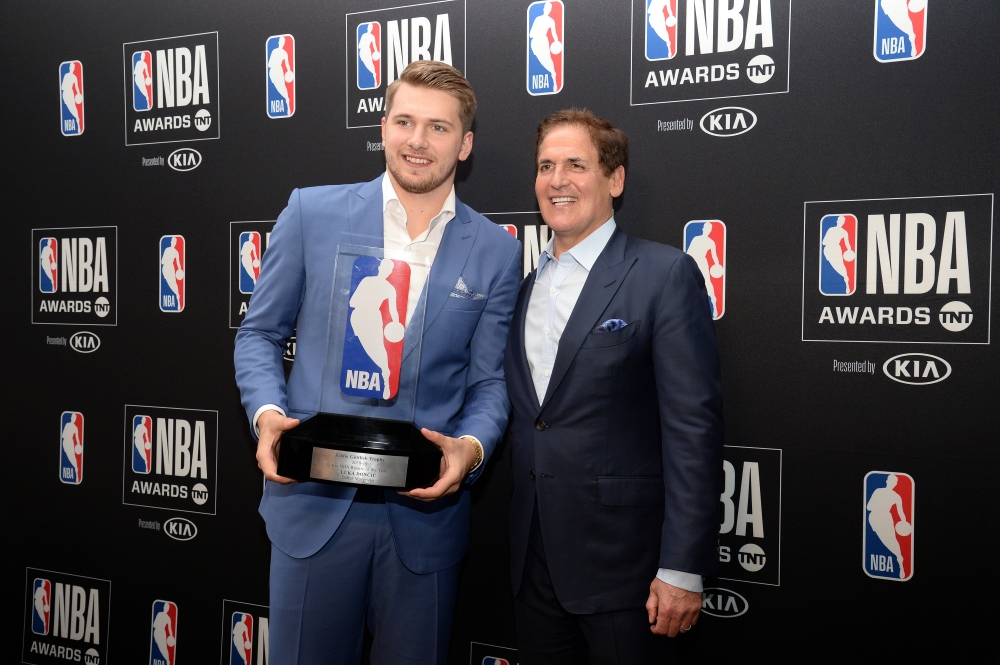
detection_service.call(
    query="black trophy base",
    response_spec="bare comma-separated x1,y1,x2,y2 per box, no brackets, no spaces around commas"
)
277,413,442,490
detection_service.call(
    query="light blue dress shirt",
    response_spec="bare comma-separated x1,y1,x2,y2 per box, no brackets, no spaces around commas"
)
524,217,703,594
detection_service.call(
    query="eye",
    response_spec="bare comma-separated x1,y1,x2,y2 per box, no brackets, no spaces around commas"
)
538,164,551,173
432,125,445,132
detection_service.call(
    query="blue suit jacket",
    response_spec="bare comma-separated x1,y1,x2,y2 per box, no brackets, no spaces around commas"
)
504,228,724,613
235,175,521,573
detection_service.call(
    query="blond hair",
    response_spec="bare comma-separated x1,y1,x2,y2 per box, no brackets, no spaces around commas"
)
385,61,477,133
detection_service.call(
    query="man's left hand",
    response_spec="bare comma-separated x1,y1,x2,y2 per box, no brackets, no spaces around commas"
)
399,429,478,502
646,578,701,637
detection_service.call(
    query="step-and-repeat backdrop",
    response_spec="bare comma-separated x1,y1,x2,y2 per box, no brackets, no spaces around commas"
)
5,1,997,662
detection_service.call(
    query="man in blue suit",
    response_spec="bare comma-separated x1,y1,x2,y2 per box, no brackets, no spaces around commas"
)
234,61,521,664
504,110,724,663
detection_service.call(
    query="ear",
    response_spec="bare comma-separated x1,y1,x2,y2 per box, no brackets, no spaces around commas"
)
609,165,625,198
381,116,387,144
458,130,474,162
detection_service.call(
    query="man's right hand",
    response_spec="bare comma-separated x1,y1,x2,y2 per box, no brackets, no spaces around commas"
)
256,410,300,484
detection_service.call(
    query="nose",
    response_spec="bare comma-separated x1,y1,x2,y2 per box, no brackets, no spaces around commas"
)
548,164,571,189
407,125,430,151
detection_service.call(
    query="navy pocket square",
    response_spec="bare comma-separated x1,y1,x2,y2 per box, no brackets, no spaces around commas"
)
593,319,627,334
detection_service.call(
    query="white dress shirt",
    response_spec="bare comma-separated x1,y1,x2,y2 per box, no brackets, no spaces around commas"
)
524,217,703,594
252,173,456,433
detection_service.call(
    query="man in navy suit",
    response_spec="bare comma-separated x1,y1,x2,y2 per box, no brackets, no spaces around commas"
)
504,110,724,663
234,61,521,664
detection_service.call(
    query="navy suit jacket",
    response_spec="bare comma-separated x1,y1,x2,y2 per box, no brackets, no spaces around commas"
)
505,228,724,613
235,175,521,573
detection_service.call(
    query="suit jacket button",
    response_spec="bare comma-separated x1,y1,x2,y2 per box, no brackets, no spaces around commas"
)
535,420,547,431
529,470,536,480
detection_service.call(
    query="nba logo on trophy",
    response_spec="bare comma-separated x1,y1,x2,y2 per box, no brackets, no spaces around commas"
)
527,1,563,95
59,61,85,136
684,220,726,320
819,214,857,296
39,237,58,293
149,600,178,665
238,231,262,294
357,22,382,90
864,472,914,581
132,415,153,474
874,0,926,62
59,411,84,485
159,235,185,312
31,578,51,635
342,257,411,400
645,0,678,61
266,35,295,118
230,612,254,665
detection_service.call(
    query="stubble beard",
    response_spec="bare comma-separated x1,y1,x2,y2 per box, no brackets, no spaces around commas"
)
386,151,458,195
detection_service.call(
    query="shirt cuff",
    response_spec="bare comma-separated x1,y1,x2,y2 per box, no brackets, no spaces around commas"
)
458,435,484,472
252,404,286,437
656,568,703,594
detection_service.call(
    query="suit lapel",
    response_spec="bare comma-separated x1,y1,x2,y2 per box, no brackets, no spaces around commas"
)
510,271,539,411
540,229,636,411
348,174,385,249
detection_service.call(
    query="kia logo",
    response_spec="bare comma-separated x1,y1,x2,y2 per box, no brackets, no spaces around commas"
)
69,331,100,354
168,148,202,172
700,107,756,137
163,517,198,541
701,587,748,618
883,353,951,385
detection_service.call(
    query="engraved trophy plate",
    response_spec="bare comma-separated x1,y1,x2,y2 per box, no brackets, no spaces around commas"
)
277,245,442,490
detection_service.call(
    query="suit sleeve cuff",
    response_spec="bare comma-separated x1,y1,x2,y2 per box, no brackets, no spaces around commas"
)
253,404,286,437
656,568,703,593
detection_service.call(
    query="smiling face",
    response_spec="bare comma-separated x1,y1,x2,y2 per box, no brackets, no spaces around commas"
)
535,124,624,250
382,83,473,195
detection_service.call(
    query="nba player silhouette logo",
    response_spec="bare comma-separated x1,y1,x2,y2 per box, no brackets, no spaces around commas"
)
645,0,678,61
59,61,85,136
684,220,726,320
266,35,295,118
238,232,262,294
864,472,914,581
875,0,926,62
357,22,382,90
59,411,84,485
159,235,185,312
483,659,510,665
149,600,178,665
819,214,857,296
31,578,51,635
39,237,58,293
342,257,410,400
527,1,563,95
132,415,153,474
230,612,254,665
132,50,154,111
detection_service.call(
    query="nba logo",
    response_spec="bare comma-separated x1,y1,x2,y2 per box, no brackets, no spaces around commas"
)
683,220,726,320
132,50,154,111
59,411,84,485
59,61,84,136
874,0,926,62
645,0,678,61
239,232,262,294
132,415,153,474
31,578,51,635
160,235,185,313
819,214,857,296
357,22,382,90
864,471,914,581
39,237,58,293
483,659,510,665
527,1,564,95
230,612,254,665
499,224,518,239
266,35,295,118
342,256,411,400
149,600,178,665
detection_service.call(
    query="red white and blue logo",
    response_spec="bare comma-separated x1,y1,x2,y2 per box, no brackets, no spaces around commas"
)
59,411,84,485
132,415,153,474
499,224,518,239
59,61,85,136
527,1,563,95
483,659,510,665
644,0,678,61
342,256,410,400
31,578,51,635
684,220,726,320
238,231,262,294
874,0,926,62
132,50,154,111
230,612,254,665
266,35,295,118
864,471,914,581
149,600,178,665
357,22,382,90
819,214,858,296
159,235,185,313
39,237,58,293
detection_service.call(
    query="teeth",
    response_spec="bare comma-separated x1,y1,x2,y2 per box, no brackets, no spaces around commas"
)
405,156,430,164
551,197,577,205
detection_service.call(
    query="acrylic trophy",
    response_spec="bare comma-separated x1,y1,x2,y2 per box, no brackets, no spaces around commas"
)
276,245,442,489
